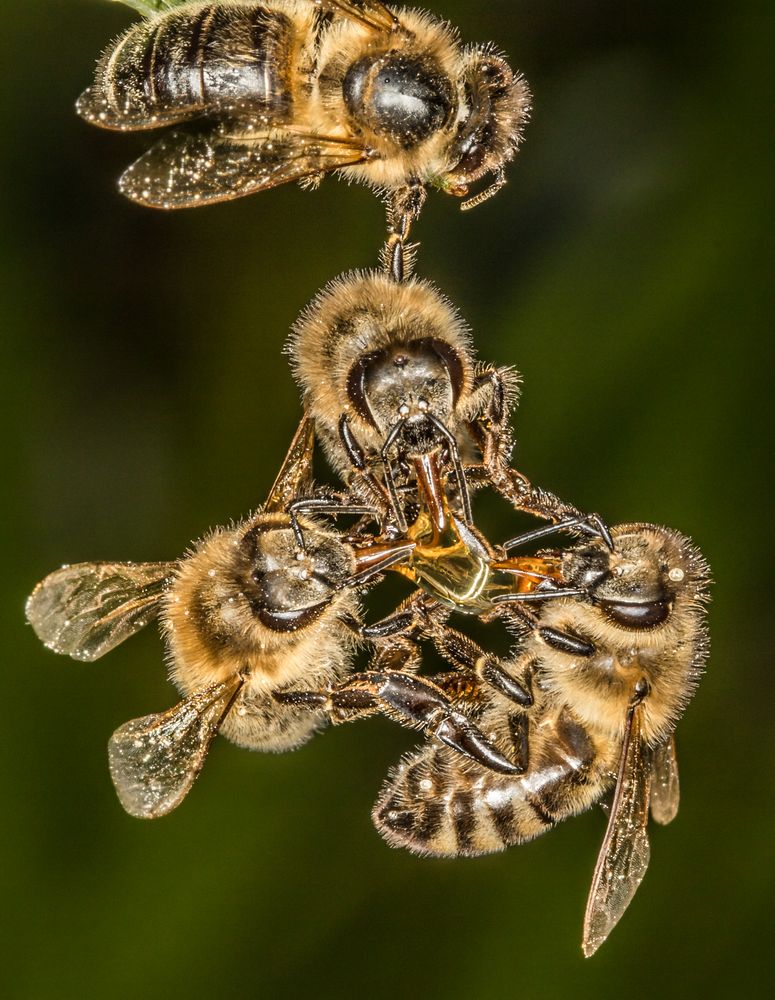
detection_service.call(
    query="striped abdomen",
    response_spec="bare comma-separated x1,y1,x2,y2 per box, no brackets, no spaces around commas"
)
78,3,308,130
373,709,605,857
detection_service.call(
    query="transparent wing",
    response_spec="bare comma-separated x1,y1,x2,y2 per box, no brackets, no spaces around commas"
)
322,1,399,33
264,414,315,513
108,677,242,819
76,84,204,132
25,562,175,662
118,127,371,209
582,704,651,957
650,735,680,825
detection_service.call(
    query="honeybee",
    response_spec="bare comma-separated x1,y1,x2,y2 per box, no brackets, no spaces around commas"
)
25,507,365,817
76,0,530,231
25,420,520,815
372,523,711,956
288,269,583,533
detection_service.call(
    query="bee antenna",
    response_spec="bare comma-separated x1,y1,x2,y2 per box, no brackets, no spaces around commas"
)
461,168,507,212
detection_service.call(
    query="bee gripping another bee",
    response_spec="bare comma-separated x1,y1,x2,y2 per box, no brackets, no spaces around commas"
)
76,0,530,239
22,0,713,960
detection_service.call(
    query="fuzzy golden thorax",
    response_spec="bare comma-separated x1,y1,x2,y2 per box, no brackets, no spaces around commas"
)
288,270,479,475
535,524,710,746
313,7,464,188
162,511,359,700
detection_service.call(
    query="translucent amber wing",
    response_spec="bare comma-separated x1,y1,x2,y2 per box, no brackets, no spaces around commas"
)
118,128,370,209
650,735,680,825
264,415,315,513
25,562,175,662
108,677,242,819
582,705,651,957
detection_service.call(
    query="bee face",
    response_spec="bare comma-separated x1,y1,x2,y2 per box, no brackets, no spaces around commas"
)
444,52,531,191
349,339,460,443
245,521,355,632
289,271,475,472
562,525,703,632
540,525,711,743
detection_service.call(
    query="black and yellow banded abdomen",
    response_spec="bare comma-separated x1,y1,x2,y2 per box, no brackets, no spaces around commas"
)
78,3,303,131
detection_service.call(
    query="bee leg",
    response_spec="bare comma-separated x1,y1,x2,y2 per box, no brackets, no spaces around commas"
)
538,627,596,657
426,622,533,708
287,495,382,551
386,182,426,244
465,366,514,471
338,414,394,523
329,671,521,775
382,184,424,282
501,513,614,551
463,372,596,528
276,671,520,775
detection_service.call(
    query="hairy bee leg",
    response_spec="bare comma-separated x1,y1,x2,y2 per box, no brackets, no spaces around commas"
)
425,621,533,707
380,182,425,281
277,671,520,775
467,367,513,470
462,373,592,526
461,167,507,211
538,627,596,657
335,672,520,775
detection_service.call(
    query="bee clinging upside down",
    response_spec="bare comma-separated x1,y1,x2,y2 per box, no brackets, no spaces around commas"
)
25,420,519,817
373,523,711,956
288,269,587,534
77,0,529,231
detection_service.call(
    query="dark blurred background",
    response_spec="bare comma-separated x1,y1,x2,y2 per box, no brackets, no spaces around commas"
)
1,1,772,997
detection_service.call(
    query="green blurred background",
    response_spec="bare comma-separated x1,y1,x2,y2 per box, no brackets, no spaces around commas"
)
1,1,772,997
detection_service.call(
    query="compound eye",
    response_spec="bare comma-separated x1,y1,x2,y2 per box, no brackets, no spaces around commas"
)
599,599,671,629
452,128,491,179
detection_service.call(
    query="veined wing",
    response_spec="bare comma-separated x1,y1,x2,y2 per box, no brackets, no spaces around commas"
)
582,702,651,957
76,83,204,132
26,561,175,662
650,735,680,825
108,676,243,819
264,414,315,513
118,127,372,209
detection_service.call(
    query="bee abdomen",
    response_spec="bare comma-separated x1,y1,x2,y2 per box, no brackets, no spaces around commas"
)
82,4,298,129
373,749,555,857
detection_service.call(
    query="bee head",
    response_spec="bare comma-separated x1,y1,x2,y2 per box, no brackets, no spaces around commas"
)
346,337,464,454
289,272,475,470
562,524,709,633
240,520,354,633
443,50,530,202
540,524,711,743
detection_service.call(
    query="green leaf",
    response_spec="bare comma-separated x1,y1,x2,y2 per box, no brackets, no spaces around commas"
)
111,0,191,19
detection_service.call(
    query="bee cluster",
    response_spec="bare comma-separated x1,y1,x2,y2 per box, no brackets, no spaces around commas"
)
27,1,710,956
